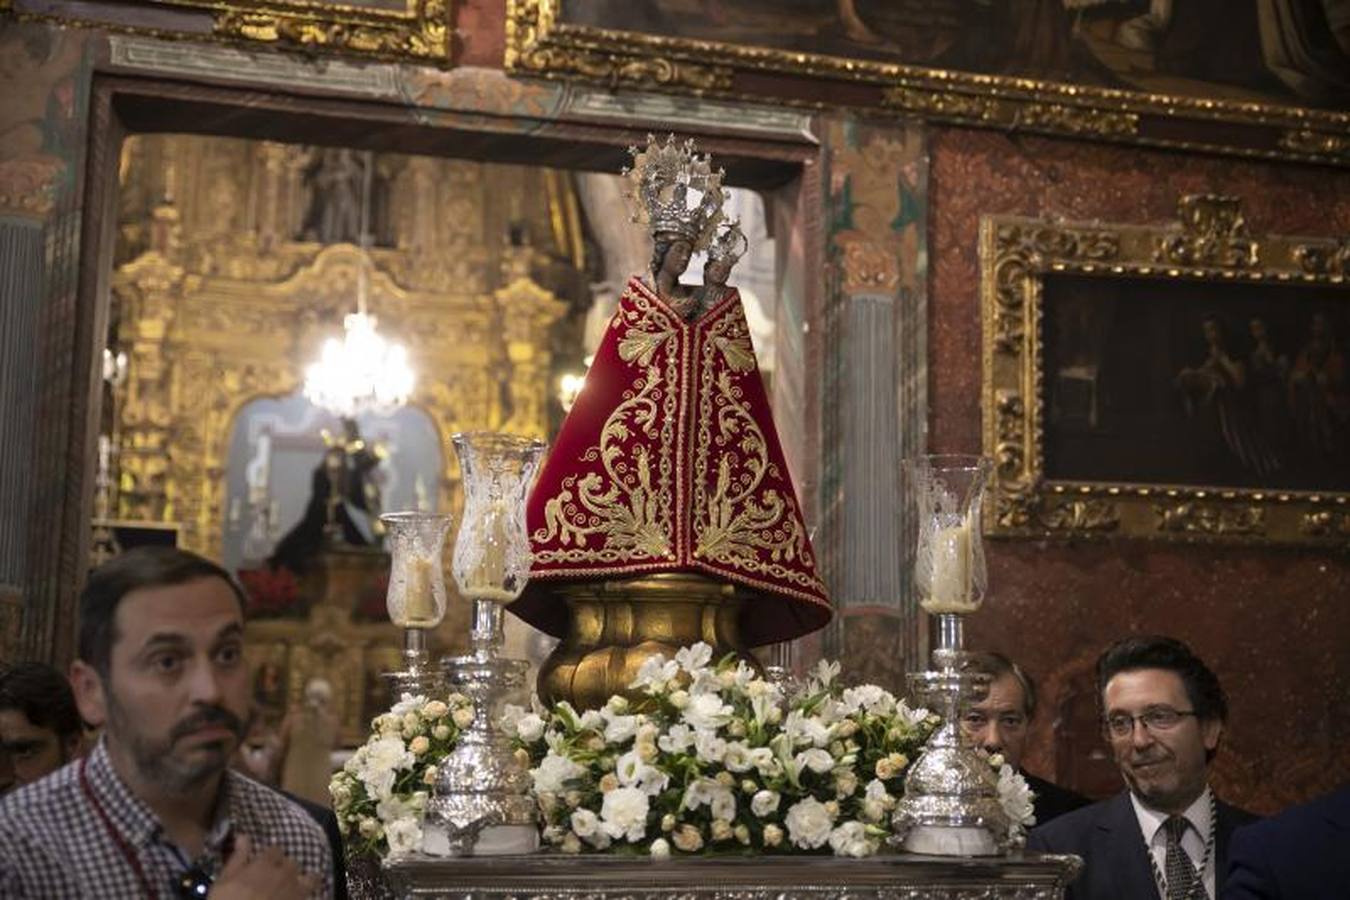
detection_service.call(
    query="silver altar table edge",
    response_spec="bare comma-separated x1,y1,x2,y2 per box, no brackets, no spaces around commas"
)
375,852,1083,900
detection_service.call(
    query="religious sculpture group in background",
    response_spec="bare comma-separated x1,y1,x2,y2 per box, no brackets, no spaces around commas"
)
269,417,386,575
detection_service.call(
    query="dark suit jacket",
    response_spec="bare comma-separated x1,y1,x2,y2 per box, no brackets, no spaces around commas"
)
1222,785,1350,900
1025,771,1090,826
1027,790,1259,900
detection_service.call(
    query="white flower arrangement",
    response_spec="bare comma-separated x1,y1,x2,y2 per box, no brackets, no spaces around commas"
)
335,643,1037,860
330,692,474,858
505,643,1037,857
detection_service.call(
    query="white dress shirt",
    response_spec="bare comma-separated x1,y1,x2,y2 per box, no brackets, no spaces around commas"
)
1131,786,1215,899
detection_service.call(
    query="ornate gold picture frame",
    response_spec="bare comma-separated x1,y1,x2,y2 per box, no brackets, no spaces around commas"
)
14,0,450,63
505,1,1350,167
982,195,1350,545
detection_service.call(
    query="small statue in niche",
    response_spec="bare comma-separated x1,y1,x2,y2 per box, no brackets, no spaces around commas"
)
300,147,365,244
268,417,385,575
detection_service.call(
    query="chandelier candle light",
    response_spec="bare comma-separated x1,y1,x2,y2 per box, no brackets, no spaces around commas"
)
893,454,1010,856
380,511,454,697
424,432,546,856
302,149,414,418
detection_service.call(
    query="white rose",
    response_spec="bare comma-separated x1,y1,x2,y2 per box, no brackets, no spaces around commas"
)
649,837,670,859
452,706,474,728
784,797,835,849
603,713,639,745
828,820,875,858
600,786,650,842
421,700,449,719
517,713,546,743
531,752,586,795
409,736,430,756
672,824,703,852
762,823,784,847
390,694,427,716
722,742,753,772
834,770,859,798
432,724,452,741
384,817,423,857
709,787,736,822
695,731,727,764
570,808,600,838
751,789,780,818
796,748,836,775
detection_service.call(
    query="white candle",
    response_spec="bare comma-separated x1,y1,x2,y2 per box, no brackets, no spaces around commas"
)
403,556,437,625
922,519,979,614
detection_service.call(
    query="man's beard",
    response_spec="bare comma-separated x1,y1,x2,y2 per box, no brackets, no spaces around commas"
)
106,692,247,793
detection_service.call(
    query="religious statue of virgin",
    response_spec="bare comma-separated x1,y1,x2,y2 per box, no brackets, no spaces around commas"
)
510,135,830,705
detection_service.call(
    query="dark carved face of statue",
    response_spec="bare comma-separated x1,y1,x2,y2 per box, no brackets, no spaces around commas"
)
652,233,693,281
704,258,732,288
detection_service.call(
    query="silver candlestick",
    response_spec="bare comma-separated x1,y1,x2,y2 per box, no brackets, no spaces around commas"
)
892,454,1009,856
424,432,545,857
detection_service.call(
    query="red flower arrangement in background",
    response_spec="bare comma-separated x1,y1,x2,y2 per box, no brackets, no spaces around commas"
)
238,567,301,619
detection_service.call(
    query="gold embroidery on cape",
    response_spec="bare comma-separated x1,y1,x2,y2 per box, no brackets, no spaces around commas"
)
692,303,822,593
533,285,679,563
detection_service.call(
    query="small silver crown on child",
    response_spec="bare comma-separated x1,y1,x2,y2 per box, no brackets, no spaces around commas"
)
623,134,726,251
707,220,748,266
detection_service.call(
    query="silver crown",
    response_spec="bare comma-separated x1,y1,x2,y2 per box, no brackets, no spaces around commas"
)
623,134,726,250
707,220,748,266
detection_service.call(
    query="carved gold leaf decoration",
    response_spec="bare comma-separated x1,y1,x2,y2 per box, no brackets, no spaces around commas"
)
1279,129,1350,163
1293,240,1350,276
1040,496,1120,532
1156,194,1259,268
1301,509,1350,536
1154,502,1265,536
883,87,1139,138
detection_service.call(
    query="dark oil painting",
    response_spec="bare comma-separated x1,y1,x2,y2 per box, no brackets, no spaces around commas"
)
565,1,1350,110
1042,273,1350,493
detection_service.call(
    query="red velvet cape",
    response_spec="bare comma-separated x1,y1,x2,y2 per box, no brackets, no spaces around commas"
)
510,276,831,646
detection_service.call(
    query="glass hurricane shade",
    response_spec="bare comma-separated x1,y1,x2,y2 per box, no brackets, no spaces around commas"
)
450,432,546,605
903,454,994,615
381,511,453,629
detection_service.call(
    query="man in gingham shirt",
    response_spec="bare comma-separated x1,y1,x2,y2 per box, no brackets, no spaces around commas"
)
0,547,332,898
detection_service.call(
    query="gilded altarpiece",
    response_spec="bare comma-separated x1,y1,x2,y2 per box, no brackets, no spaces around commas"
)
110,135,581,739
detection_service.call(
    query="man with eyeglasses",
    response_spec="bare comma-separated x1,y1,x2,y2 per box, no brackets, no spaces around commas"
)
0,547,331,898
1027,635,1258,900
960,652,1088,825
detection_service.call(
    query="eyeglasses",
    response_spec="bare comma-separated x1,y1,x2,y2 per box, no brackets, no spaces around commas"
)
960,711,1027,732
1103,707,1197,738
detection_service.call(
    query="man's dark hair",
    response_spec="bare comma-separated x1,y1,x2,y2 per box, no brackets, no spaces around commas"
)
78,546,245,677
964,651,1038,717
0,662,83,741
1096,635,1227,723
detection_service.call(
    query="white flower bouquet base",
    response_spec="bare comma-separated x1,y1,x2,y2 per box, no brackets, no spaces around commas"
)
334,643,1035,863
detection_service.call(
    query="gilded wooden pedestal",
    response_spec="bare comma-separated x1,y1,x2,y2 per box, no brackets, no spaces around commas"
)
533,573,757,710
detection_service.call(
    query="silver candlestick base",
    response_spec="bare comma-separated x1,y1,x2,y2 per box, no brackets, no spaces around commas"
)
423,599,538,856
892,613,1009,856
382,628,446,700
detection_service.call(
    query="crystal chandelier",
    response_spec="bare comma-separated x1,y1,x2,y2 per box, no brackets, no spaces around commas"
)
303,149,415,418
